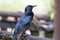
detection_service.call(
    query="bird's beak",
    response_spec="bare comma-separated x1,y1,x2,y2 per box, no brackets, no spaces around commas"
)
33,5,37,7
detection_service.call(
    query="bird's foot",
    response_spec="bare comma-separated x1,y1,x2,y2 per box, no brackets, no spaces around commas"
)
20,34,31,40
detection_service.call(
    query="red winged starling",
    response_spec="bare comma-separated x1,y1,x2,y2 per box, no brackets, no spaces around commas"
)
13,5,36,40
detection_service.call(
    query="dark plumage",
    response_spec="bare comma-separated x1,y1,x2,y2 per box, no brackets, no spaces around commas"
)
13,5,36,40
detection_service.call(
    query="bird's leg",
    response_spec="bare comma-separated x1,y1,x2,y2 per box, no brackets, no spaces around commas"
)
13,35,17,40
18,24,30,40
17,33,25,40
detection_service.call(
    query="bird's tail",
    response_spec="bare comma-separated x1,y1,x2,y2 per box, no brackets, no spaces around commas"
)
12,35,17,40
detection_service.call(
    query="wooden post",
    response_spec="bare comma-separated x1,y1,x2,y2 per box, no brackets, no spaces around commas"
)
54,0,60,40
2,16,8,20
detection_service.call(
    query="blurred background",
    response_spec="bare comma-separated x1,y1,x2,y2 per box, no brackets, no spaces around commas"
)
0,0,54,40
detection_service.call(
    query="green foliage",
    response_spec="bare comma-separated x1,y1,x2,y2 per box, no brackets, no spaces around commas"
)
0,0,54,20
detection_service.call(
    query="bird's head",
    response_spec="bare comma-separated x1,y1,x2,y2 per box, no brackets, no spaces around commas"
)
25,5,36,12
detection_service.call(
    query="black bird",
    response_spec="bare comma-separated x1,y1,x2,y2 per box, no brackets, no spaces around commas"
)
13,5,36,40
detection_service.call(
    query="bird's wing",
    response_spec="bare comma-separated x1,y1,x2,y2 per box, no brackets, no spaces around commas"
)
13,16,32,35
21,16,32,25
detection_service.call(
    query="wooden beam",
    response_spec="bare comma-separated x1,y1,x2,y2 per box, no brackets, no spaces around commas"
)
54,0,60,40
0,30,13,36
27,35,54,40
0,11,49,20
0,30,54,40
0,11,23,17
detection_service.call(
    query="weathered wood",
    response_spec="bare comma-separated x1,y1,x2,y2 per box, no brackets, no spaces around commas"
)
0,19,54,32
17,34,54,40
0,11,23,17
27,35,54,40
0,31,54,40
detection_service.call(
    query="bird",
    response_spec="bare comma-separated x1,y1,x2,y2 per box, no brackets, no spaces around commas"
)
12,5,36,40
